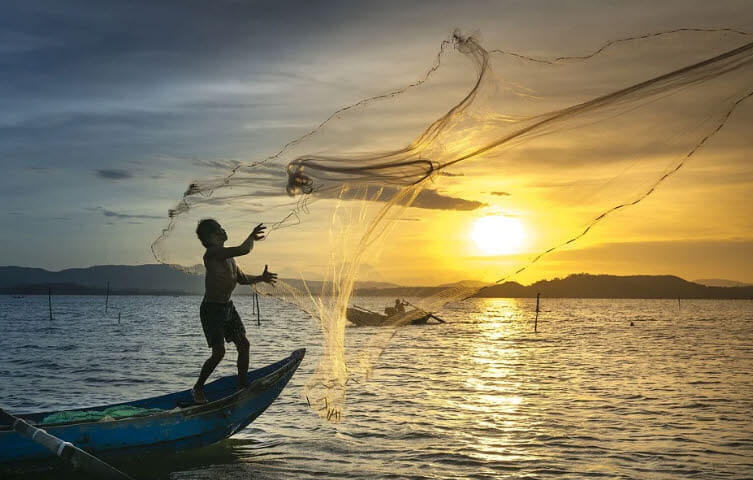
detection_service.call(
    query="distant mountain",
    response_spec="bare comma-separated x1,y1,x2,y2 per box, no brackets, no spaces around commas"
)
354,285,445,297
0,264,204,295
694,278,753,287
355,281,401,289
2,267,752,299
352,279,488,297
438,280,489,289
0,265,399,296
474,274,753,299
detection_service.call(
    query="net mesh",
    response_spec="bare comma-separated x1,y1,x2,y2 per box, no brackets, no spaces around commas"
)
151,29,753,421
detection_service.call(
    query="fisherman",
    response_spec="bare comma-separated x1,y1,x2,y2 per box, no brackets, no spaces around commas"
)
395,298,406,314
191,219,277,404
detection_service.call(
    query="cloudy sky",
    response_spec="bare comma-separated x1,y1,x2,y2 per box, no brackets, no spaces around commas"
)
2,0,752,284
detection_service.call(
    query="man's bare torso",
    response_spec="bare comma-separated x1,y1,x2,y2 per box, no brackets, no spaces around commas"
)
203,254,239,303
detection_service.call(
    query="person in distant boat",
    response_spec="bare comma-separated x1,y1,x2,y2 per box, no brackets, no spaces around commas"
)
385,298,406,316
395,298,406,314
191,219,277,404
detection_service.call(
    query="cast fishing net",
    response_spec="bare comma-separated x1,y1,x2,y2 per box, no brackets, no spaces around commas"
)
152,29,753,421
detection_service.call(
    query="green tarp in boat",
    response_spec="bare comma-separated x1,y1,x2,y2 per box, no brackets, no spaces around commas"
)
41,405,165,425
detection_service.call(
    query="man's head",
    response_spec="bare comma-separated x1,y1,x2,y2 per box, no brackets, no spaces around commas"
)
196,219,227,248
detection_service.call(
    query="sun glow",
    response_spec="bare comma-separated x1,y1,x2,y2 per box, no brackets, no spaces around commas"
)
471,215,526,255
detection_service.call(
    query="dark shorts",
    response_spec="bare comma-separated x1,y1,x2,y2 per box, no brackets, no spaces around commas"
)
200,300,246,348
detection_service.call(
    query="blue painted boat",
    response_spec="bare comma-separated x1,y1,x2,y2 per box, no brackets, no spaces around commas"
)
0,348,305,472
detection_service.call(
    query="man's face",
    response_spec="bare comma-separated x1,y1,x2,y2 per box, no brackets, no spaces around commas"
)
211,222,228,244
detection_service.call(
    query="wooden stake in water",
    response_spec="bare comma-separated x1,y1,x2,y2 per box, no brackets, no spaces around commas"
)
253,291,261,326
534,292,540,333
48,287,53,321
105,281,110,313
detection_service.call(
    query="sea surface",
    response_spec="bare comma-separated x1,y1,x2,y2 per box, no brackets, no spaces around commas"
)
1,295,752,479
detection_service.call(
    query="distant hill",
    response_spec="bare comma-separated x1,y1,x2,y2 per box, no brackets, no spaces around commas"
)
438,280,489,289
0,265,399,296
356,274,753,299
474,274,753,299
2,267,752,299
0,265,204,295
694,278,753,287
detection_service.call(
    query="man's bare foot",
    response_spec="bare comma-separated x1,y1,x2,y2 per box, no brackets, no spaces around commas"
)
237,379,248,390
191,386,209,404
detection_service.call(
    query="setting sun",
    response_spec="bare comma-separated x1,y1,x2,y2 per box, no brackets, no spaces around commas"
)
471,215,526,255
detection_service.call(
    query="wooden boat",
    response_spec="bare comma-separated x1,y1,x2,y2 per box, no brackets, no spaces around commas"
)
346,307,434,327
0,348,305,473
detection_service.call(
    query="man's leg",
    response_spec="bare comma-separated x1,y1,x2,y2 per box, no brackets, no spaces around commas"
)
193,342,225,403
234,335,250,388
226,302,249,388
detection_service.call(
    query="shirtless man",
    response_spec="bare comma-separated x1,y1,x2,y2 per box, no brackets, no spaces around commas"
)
191,219,277,404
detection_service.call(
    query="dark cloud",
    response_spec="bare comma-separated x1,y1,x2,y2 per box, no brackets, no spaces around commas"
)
490,191,511,196
25,165,52,172
103,210,160,220
192,159,242,170
88,206,161,220
95,169,133,180
410,189,486,211
0,0,389,104
320,186,485,211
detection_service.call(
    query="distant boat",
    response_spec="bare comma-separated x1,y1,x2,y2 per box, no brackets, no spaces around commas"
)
0,348,304,473
346,306,435,327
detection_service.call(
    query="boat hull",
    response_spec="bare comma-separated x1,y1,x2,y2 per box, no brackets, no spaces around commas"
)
346,308,433,327
0,348,305,471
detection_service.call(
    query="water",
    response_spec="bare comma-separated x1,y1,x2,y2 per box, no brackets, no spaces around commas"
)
1,295,752,479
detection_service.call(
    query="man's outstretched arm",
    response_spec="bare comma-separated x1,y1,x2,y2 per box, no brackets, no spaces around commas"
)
205,224,266,260
237,265,277,285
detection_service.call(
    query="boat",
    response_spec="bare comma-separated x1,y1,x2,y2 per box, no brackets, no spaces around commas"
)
0,348,305,473
346,307,435,327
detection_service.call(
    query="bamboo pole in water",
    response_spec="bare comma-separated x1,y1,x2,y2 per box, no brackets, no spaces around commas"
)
0,409,134,480
105,281,110,313
255,291,261,326
534,293,540,333
48,287,53,321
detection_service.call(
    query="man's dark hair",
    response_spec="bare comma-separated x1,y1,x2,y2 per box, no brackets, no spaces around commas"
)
196,218,219,248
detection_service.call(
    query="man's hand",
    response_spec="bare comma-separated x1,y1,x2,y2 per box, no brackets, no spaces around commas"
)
260,264,277,285
251,223,266,241
206,223,267,260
